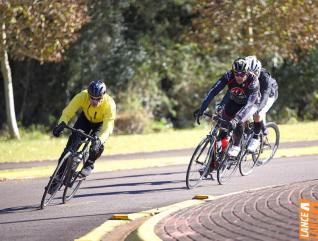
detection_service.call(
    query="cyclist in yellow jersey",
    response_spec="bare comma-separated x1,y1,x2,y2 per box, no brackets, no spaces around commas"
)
52,80,116,177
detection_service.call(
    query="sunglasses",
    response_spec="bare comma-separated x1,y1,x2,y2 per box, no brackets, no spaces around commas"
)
234,71,247,77
90,95,103,101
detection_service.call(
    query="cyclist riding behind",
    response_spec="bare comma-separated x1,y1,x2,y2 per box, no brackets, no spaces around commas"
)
52,80,116,177
194,57,260,157
245,56,278,153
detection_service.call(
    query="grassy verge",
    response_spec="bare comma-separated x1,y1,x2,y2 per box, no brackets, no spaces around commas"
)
0,121,318,163
0,145,317,181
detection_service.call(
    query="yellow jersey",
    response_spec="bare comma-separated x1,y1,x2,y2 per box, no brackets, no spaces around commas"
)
58,90,116,143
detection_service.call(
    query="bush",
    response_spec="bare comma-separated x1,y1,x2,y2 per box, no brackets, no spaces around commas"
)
114,109,151,134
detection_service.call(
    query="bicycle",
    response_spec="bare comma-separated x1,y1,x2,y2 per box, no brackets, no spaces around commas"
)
219,120,280,181
186,113,232,189
40,125,95,209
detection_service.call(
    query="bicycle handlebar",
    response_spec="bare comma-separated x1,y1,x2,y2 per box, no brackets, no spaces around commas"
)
64,125,95,141
203,112,230,128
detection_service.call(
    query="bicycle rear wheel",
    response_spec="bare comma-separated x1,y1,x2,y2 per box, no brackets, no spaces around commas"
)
40,152,71,209
257,122,280,165
186,137,214,189
62,158,85,203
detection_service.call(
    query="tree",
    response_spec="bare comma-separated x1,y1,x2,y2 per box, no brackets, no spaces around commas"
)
188,0,318,59
0,0,89,139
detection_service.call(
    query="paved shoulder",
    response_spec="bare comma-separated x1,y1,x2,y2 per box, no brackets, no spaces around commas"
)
155,179,318,241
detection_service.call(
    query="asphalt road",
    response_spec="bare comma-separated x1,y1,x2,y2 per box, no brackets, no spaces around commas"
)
0,154,317,241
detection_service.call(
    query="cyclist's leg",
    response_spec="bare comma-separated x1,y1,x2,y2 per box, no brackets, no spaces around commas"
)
222,102,242,156
239,104,258,152
254,95,278,136
57,113,91,174
81,121,104,176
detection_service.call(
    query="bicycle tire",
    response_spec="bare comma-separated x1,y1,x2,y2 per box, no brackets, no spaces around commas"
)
62,173,83,203
186,137,215,189
238,148,260,176
257,122,280,165
62,158,84,203
217,143,239,185
40,152,71,209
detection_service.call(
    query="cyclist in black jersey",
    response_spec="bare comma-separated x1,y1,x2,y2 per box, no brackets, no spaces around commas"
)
194,58,260,157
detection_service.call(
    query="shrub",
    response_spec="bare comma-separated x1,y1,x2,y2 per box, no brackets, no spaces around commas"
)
114,109,151,134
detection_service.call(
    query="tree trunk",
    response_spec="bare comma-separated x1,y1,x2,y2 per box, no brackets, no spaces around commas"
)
0,23,20,139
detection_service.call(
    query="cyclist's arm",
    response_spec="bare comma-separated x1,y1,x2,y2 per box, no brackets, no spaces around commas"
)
220,90,230,106
99,97,116,143
199,73,228,113
58,92,84,124
235,80,259,121
258,74,270,112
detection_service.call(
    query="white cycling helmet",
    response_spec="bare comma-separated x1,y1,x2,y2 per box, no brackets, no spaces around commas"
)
246,55,262,77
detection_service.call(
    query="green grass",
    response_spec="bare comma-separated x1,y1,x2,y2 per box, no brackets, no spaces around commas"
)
0,121,318,163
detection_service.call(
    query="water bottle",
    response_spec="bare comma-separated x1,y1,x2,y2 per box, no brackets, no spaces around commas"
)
72,154,82,170
221,137,229,151
216,140,222,153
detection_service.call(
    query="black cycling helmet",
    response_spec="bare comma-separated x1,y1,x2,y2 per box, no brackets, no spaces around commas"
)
232,57,249,73
88,80,106,98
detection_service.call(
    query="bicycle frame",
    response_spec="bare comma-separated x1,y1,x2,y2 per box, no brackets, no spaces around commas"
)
203,114,233,171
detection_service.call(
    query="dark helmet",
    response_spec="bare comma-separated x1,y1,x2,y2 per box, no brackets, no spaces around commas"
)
88,80,106,98
232,57,249,73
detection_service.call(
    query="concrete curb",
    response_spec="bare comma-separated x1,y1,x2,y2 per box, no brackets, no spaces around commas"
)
74,195,215,241
128,196,218,241
126,184,289,241
73,186,279,241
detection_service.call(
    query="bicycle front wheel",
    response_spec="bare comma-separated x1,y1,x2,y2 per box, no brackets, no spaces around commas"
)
186,137,214,189
217,143,239,185
40,152,71,209
62,158,85,203
257,122,280,165
239,149,259,176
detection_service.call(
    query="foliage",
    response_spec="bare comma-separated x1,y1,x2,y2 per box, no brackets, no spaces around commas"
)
0,0,89,62
1,0,318,135
272,47,318,122
189,0,318,59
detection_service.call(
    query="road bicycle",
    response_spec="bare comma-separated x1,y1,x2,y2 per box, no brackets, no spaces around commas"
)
218,120,280,184
186,113,232,189
186,113,280,187
40,125,94,209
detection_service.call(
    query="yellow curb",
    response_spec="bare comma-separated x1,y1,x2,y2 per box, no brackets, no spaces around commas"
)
193,194,210,200
111,214,130,220
74,211,155,241
75,180,318,241
128,184,298,241
75,196,216,241
130,196,220,241
75,219,129,241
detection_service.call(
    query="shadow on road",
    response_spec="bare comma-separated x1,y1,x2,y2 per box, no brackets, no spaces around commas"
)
74,185,187,199
0,211,114,225
81,179,184,189
86,170,185,182
0,205,40,215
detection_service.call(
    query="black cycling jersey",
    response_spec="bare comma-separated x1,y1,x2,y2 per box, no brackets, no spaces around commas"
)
258,68,278,112
200,70,260,121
